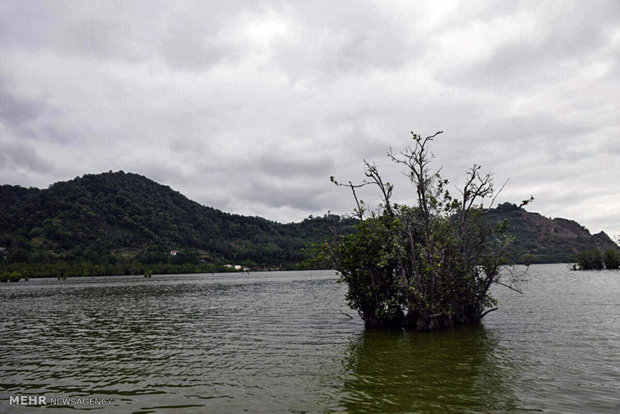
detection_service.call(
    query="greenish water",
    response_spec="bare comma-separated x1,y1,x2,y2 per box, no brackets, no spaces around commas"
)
0,265,618,413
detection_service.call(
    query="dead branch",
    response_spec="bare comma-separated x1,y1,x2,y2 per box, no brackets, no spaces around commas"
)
338,310,354,319
480,307,498,318
494,280,523,294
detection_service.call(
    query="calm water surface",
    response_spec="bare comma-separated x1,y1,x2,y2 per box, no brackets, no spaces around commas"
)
1,265,619,413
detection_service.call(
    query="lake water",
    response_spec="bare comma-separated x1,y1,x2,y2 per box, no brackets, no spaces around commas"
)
1,264,619,413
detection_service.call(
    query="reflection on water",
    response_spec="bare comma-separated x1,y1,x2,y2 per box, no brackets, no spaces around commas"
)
0,266,619,413
342,326,518,413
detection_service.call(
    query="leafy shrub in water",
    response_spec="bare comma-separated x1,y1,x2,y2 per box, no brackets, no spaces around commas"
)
317,132,528,330
577,249,604,270
8,271,22,282
603,249,620,269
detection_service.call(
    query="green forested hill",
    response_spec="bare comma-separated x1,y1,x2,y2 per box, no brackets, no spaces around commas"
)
488,202,618,263
0,171,617,277
0,171,355,274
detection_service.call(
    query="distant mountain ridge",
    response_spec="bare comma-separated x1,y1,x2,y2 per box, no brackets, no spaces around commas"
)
0,171,616,270
0,171,355,268
487,203,617,263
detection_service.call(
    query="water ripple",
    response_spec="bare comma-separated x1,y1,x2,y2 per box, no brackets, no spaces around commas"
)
1,268,619,413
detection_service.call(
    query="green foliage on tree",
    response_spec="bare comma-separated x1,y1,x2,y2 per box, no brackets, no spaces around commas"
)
577,249,604,270
0,271,23,283
318,131,529,330
604,249,620,269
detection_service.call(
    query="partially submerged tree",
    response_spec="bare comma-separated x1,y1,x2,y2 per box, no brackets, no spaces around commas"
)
578,248,620,270
577,249,604,270
603,248,620,269
320,131,530,330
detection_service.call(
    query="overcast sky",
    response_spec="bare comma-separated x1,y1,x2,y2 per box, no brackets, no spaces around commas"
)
1,1,618,239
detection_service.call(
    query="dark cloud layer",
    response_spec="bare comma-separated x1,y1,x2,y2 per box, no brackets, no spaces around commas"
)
0,1,618,238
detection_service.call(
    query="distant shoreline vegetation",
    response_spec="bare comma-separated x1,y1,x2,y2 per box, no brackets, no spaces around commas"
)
0,247,295,282
0,260,292,283
575,248,620,270
1,245,618,282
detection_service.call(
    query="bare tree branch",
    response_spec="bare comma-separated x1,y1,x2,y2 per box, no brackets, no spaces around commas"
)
480,307,498,318
494,280,523,294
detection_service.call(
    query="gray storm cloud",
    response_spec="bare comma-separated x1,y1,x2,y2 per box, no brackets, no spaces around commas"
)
0,0,618,238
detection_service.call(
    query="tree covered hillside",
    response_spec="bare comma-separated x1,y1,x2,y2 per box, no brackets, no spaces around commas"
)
0,171,355,272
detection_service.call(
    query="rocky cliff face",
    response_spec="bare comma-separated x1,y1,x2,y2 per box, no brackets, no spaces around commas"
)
489,203,618,263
